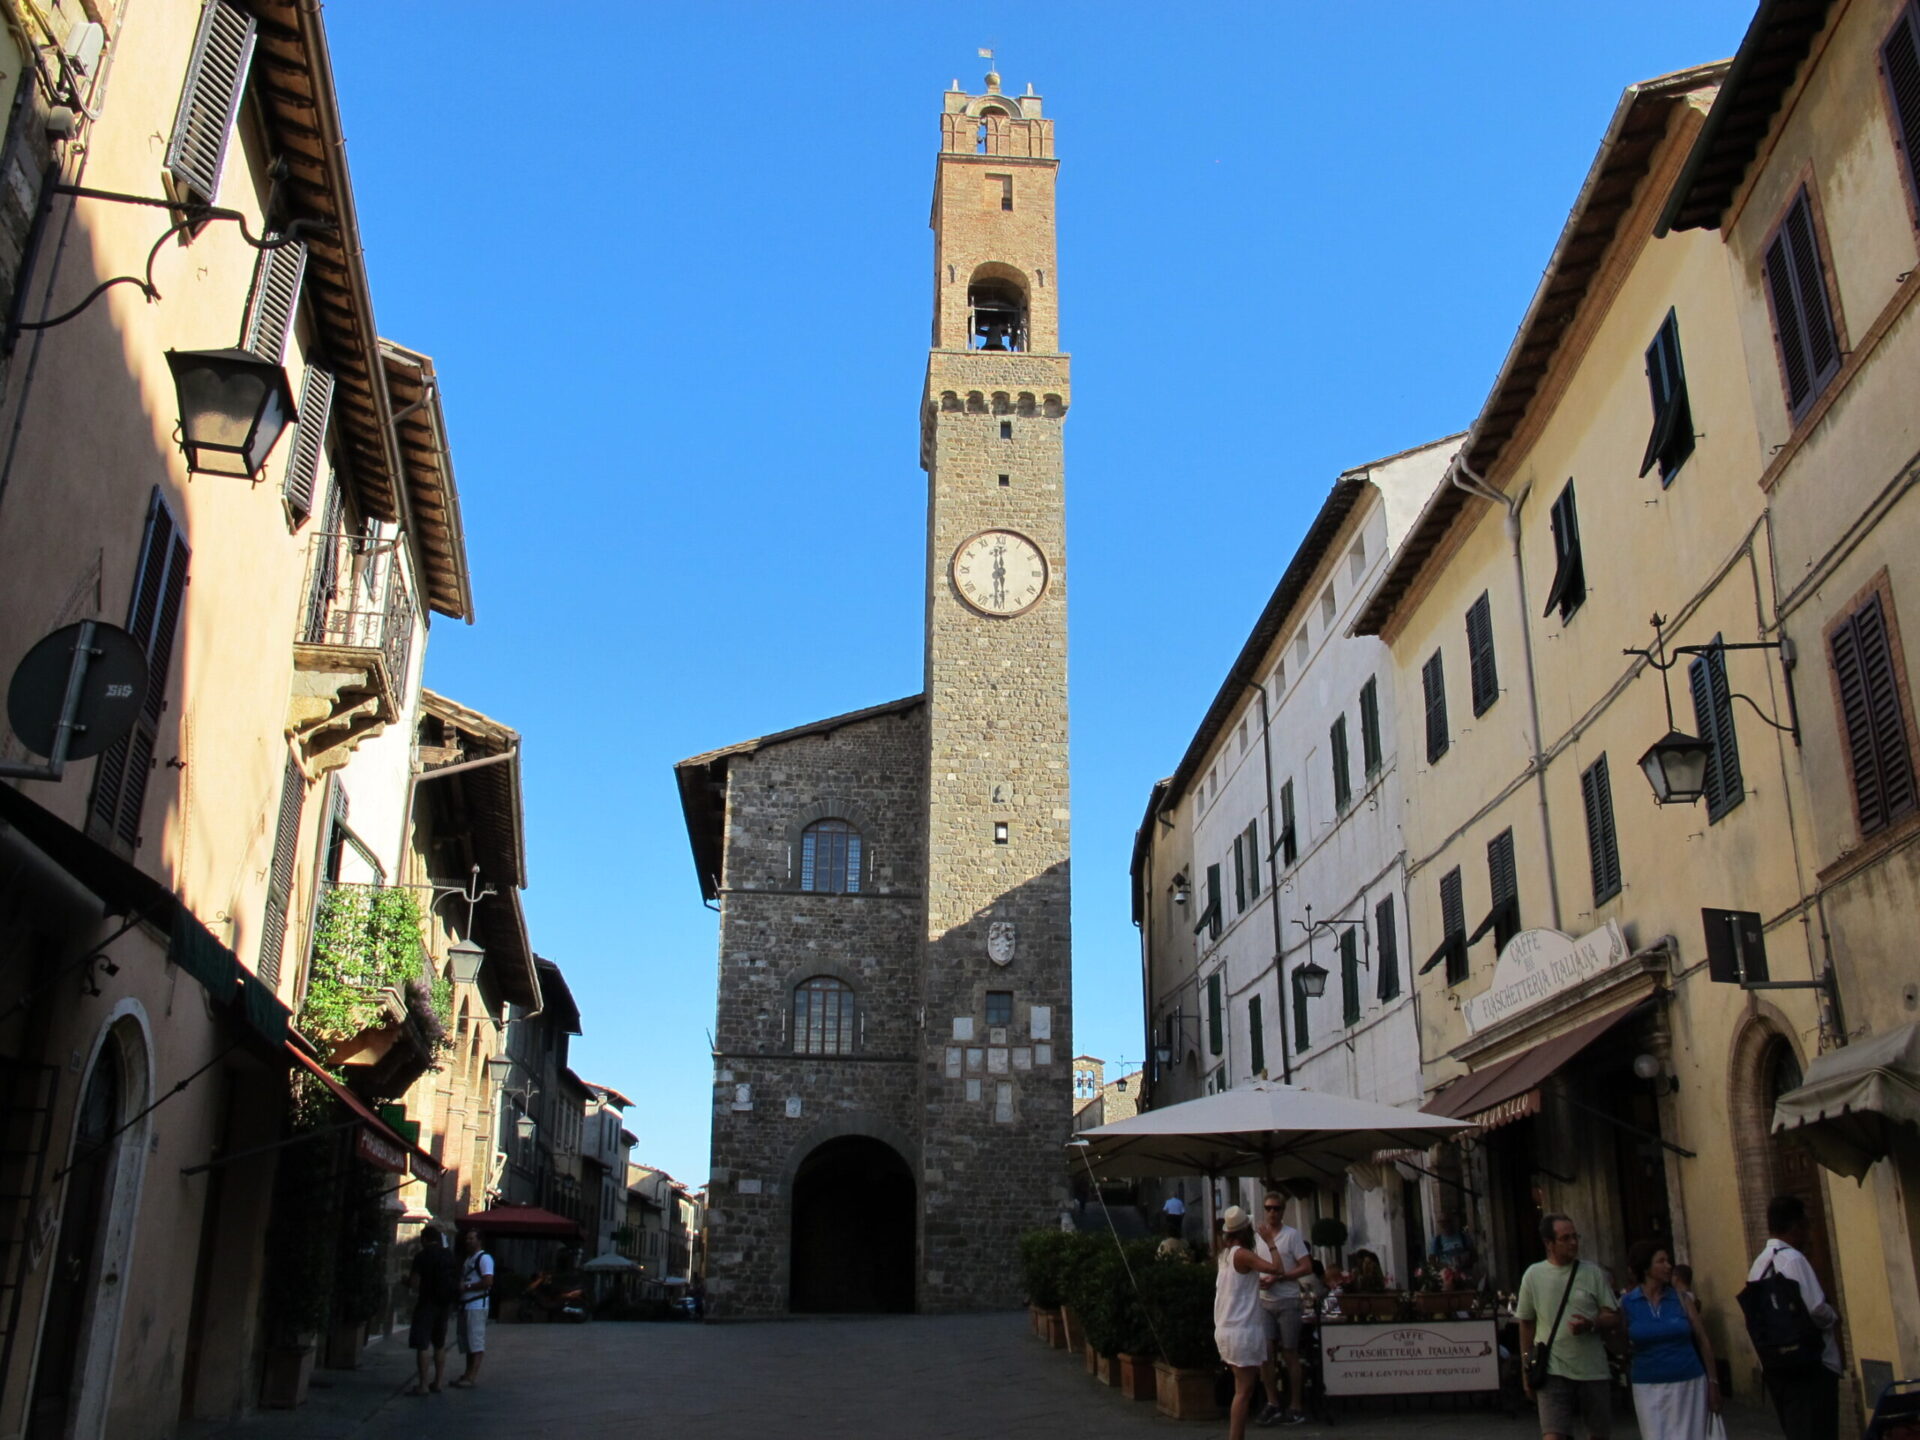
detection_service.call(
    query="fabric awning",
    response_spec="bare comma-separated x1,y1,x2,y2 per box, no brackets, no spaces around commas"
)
456,1203,582,1239
1424,1000,1645,1129
287,1043,444,1182
1772,1023,1920,1180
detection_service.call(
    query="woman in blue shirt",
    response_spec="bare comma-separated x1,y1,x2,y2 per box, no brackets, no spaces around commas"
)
1619,1241,1720,1440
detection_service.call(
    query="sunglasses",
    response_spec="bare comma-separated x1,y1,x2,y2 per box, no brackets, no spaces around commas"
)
1263,1205,1283,1212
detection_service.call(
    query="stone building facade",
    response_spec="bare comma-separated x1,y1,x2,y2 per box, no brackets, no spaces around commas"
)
678,69,1073,1317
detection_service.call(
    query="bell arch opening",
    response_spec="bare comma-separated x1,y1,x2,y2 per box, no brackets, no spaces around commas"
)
968,264,1029,353
789,1134,914,1313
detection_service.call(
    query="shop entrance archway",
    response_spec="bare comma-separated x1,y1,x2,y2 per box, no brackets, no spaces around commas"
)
789,1135,914,1313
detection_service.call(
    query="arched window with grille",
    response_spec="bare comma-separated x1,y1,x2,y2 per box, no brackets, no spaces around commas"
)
800,818,862,894
793,976,857,1055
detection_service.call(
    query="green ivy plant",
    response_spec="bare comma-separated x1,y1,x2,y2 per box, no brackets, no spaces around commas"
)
300,886,447,1050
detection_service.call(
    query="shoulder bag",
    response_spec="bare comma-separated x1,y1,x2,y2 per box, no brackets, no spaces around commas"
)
1528,1262,1579,1391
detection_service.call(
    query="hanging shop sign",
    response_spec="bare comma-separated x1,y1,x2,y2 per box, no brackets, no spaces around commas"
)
1321,1321,1500,1395
355,1126,408,1175
1463,921,1628,1036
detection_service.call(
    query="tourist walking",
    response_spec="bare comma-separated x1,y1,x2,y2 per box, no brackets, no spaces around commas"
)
1745,1195,1840,1440
1620,1241,1718,1440
404,1226,459,1395
1254,1192,1313,1427
453,1228,494,1389
1215,1205,1300,1440
1517,1214,1620,1440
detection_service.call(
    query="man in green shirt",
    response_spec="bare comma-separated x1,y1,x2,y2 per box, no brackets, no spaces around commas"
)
1516,1213,1619,1440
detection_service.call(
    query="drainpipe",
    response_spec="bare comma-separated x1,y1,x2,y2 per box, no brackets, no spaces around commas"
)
1450,454,1564,932
1250,678,1293,1083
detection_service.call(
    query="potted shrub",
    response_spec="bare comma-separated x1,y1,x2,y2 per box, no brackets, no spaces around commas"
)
1138,1248,1220,1420
1018,1229,1073,1346
1110,1239,1161,1401
261,1082,338,1408
1055,1232,1098,1357
1066,1238,1119,1381
1309,1215,1349,1257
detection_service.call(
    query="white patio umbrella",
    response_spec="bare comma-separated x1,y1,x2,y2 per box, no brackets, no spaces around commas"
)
1068,1080,1470,1185
582,1252,641,1272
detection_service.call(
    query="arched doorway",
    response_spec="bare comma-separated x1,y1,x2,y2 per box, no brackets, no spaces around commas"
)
1764,1039,1838,1296
28,1018,147,1440
789,1135,914,1313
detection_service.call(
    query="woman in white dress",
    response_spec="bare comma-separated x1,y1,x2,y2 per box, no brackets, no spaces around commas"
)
1215,1205,1297,1440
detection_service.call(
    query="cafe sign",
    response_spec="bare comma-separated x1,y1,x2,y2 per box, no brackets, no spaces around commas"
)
1462,920,1628,1036
1322,1321,1499,1395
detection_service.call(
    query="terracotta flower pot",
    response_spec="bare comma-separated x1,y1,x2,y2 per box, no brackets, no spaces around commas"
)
261,1344,316,1410
1084,1340,1099,1375
1096,1352,1123,1386
1060,1304,1085,1355
1117,1352,1157,1401
1045,1309,1067,1349
1154,1360,1221,1420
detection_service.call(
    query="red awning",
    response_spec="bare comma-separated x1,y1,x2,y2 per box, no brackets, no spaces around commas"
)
287,1043,444,1182
456,1204,582,1239
1423,1001,1646,1130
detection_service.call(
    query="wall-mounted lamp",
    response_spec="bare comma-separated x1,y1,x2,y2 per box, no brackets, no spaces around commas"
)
1294,959,1330,999
1626,613,1800,806
1170,872,1191,906
515,1114,537,1142
485,1053,515,1087
446,938,485,988
1631,1052,1679,1096
1155,1010,1203,1066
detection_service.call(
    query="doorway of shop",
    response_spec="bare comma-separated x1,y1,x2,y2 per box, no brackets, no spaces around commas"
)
789,1135,915,1313
1765,1040,1838,1293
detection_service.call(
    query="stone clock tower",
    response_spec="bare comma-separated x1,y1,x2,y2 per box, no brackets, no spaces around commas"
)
677,68,1070,1319
919,67,1073,1311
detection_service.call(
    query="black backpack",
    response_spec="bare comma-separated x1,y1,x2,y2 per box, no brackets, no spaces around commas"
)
1738,1254,1825,1372
420,1246,462,1306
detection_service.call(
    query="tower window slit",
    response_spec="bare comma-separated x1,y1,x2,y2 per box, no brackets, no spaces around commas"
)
999,421,1013,440
998,474,1010,487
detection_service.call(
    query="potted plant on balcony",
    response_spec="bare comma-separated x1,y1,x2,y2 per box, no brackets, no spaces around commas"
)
1138,1247,1220,1420
303,886,449,1095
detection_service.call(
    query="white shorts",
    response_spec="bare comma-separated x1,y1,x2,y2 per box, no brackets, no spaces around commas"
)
1217,1322,1268,1369
458,1307,487,1354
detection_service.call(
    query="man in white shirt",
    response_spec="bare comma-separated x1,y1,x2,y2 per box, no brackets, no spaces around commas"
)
452,1229,495,1389
1747,1194,1840,1440
1254,1193,1314,1427
1161,1191,1187,1239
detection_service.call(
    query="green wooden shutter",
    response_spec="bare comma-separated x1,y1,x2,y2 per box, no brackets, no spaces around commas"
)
1233,832,1247,913
1244,819,1261,898
1292,967,1310,1054
258,756,306,990
1249,996,1265,1075
1340,928,1361,1026
1581,755,1623,903
1831,594,1919,835
1440,868,1466,985
1466,592,1498,716
1640,310,1694,481
1544,483,1586,621
1206,863,1222,939
1359,677,1382,776
282,364,334,521
1486,828,1519,948
1885,6,1920,213
1279,781,1297,865
1375,896,1399,1001
1422,651,1449,763
1765,191,1841,419
1330,715,1351,811
1207,972,1223,1056
1688,640,1745,822
165,0,256,206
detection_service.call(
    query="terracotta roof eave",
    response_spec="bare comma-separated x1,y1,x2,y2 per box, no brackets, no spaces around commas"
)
1129,776,1174,925
381,342,475,622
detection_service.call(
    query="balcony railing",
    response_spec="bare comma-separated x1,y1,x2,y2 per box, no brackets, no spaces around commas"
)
298,531,416,693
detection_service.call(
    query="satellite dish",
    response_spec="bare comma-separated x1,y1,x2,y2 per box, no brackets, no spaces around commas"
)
6,621,148,760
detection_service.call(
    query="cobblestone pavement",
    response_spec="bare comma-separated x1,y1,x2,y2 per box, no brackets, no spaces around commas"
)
181,1313,1788,1440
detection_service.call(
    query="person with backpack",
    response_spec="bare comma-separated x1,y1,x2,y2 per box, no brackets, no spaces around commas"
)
405,1226,460,1395
1745,1194,1840,1440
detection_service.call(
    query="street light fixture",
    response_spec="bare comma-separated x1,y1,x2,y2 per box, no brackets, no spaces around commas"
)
1627,613,1800,806
164,347,297,478
485,1053,515,1087
1638,731,1712,806
446,938,485,988
1294,959,1330,999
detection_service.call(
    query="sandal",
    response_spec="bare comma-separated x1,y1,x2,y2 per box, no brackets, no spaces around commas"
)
450,1378,475,1389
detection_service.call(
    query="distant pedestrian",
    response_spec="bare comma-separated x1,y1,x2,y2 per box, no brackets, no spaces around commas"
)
1621,1241,1718,1440
452,1228,494,1388
1517,1214,1619,1440
1746,1195,1840,1440
1215,1205,1301,1440
1161,1191,1187,1238
405,1226,459,1395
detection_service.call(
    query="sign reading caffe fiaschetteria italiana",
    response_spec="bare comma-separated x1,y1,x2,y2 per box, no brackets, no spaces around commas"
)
1462,921,1629,1036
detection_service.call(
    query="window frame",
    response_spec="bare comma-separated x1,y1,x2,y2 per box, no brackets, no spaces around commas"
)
1422,650,1449,764
1760,185,1844,424
1330,713,1352,813
1375,895,1400,1002
1640,308,1696,483
1826,582,1920,838
799,817,863,894
792,975,858,1056
1359,677,1383,777
1580,754,1623,905
1880,1,1920,228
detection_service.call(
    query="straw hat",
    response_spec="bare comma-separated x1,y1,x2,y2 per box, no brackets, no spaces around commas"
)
1221,1204,1251,1232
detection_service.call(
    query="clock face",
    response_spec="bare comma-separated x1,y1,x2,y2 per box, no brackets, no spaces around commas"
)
952,529,1049,617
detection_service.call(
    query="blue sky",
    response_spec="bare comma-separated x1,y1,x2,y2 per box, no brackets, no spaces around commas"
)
326,1,1753,1186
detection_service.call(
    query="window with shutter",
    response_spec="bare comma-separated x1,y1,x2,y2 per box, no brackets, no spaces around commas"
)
282,365,334,522
1640,309,1695,482
1763,189,1842,420
1249,996,1265,1075
165,0,256,207
1375,895,1400,1001
242,238,308,362
1544,482,1586,622
258,755,306,990
1232,830,1247,913
1340,927,1361,1027
1441,867,1467,985
1279,781,1297,866
1581,755,1623,904
1206,863,1223,940
1207,972,1222,1056
1242,819,1260,900
1467,828,1520,951
88,489,189,852
1330,714,1352,812
1466,591,1499,716
1293,965,1310,1054
1422,651,1449,763
1359,677,1382,776
1885,4,1920,218
1829,591,1918,836
1687,639,1745,822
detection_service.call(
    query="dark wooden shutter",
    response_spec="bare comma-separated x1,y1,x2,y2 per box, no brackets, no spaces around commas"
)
1884,5,1920,215
1206,863,1222,940
1330,714,1351,810
1487,828,1520,948
1359,677,1382,775
1279,781,1297,865
1244,819,1260,898
1688,640,1745,822
1544,483,1586,620
1440,867,1467,985
165,0,256,206
1207,971,1223,1056
1248,996,1265,1076
88,491,189,849
1581,755,1623,903
1641,310,1694,480
242,238,308,361
282,365,334,521
1232,832,1247,913
1340,928,1361,1026
1765,190,1841,419
1466,592,1498,716
258,756,305,989
1423,651,1449,763
1830,593,1919,835
1293,965,1310,1054
1375,895,1400,1001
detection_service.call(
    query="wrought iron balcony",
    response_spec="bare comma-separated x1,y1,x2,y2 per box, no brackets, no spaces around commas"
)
287,532,417,774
